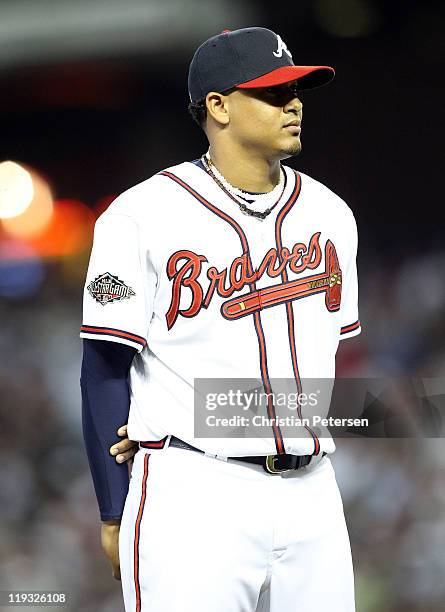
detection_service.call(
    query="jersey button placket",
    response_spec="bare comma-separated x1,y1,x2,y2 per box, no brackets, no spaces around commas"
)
257,227,270,312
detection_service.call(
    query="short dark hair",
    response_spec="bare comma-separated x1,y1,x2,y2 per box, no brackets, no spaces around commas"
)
187,88,236,130
188,98,207,129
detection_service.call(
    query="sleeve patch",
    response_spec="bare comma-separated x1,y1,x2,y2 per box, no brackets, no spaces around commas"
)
87,272,136,306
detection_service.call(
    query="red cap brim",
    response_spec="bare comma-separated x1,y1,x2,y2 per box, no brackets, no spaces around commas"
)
236,65,335,91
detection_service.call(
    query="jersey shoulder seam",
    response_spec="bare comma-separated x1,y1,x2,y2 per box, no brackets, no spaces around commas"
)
297,170,356,220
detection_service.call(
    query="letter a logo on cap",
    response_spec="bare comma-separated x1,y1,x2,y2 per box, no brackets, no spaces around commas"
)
273,34,292,59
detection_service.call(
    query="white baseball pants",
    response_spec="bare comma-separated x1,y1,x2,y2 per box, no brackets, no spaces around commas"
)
119,445,355,612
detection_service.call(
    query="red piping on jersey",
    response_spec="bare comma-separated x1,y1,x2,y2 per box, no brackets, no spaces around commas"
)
134,453,149,612
80,325,147,348
275,171,320,456
159,169,302,456
140,437,168,449
341,320,360,334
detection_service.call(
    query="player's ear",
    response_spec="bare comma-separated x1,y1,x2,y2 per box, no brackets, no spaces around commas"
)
206,92,230,127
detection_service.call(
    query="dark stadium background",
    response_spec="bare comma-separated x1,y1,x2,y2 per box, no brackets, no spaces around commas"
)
0,1,443,610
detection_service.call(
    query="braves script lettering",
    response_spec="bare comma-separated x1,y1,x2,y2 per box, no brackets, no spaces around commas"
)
166,233,322,329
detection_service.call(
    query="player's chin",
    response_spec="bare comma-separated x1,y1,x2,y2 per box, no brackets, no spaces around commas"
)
279,137,302,158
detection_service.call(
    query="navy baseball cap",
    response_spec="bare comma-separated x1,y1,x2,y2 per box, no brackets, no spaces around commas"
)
188,27,335,103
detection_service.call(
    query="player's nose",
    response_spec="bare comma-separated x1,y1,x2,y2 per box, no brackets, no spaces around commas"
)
285,95,303,114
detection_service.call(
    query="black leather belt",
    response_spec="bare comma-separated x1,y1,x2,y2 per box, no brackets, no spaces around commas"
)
169,435,317,474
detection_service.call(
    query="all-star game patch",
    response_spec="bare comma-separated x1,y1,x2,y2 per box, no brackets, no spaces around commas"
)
87,273,136,306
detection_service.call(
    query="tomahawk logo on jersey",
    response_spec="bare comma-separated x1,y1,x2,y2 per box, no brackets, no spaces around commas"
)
80,162,361,458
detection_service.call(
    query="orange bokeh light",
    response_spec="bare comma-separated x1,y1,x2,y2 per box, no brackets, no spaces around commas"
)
28,199,95,258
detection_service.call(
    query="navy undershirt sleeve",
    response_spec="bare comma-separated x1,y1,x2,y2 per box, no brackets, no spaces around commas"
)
80,339,137,522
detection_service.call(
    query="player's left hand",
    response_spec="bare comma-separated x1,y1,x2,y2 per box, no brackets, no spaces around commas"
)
109,424,138,464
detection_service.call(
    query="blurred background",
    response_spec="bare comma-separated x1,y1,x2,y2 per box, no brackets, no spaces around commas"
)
0,0,444,610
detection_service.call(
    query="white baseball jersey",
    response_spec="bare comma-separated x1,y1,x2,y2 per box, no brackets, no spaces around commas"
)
80,161,361,457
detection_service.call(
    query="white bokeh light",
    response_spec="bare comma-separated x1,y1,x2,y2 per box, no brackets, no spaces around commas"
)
0,161,34,219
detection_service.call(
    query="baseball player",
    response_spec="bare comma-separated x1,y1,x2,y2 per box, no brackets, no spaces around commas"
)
80,27,361,612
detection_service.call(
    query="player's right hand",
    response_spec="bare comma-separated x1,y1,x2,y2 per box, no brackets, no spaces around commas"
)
110,424,138,464
101,521,121,581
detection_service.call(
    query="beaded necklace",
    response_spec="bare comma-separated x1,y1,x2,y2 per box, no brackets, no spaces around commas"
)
201,152,286,220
